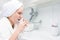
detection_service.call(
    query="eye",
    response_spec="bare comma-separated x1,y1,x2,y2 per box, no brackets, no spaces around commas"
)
18,12,22,15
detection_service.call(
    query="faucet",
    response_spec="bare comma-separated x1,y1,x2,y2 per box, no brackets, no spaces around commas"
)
29,7,38,22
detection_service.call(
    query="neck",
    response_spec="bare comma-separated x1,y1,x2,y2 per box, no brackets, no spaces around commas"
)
7,17,14,28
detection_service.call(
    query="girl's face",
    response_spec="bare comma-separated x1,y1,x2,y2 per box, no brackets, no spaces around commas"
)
9,7,23,24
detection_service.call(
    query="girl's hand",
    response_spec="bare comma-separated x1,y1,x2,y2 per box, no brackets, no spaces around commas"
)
17,18,29,32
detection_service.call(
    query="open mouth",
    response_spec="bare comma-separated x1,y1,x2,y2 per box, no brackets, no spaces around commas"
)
18,19,20,21
17,18,24,23
16,19,21,23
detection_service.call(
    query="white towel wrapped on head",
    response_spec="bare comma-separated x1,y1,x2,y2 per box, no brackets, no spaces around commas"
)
0,0,23,18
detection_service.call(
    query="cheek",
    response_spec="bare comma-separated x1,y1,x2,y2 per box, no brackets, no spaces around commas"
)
14,14,18,21
17,14,22,19
14,13,22,21
19,15,22,18
19,15,23,20
15,14,21,20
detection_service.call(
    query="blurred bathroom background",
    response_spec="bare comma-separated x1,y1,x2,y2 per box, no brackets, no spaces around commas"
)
0,0,60,40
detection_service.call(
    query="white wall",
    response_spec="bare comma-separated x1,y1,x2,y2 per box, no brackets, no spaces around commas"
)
0,0,10,11
34,2,60,35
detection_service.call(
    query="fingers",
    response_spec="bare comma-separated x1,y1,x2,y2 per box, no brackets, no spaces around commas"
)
18,18,29,27
17,18,29,32
23,18,29,26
